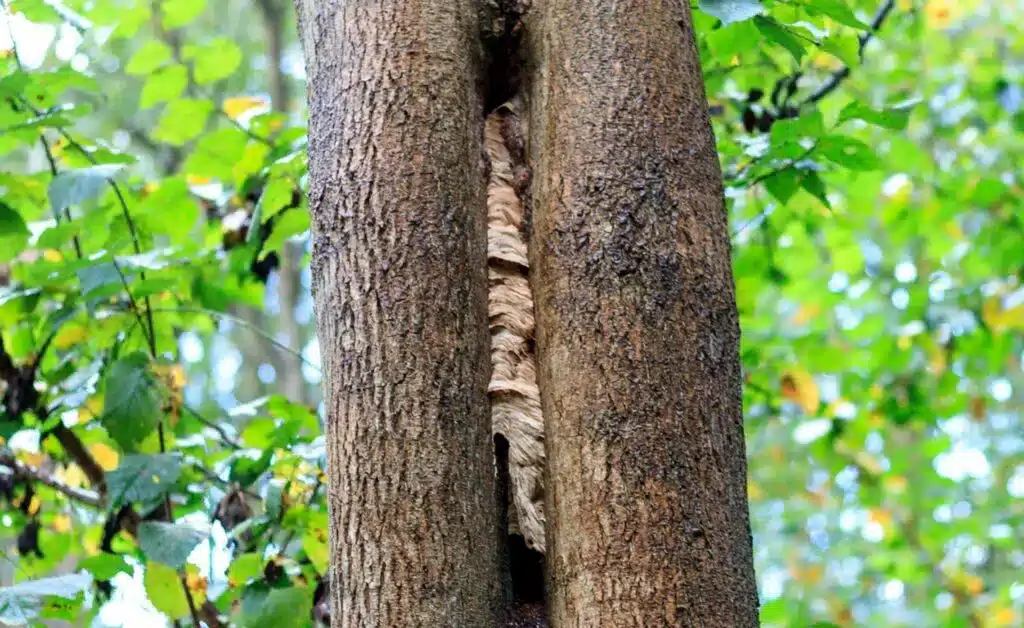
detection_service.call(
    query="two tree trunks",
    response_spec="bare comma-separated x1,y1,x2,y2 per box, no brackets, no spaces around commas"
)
295,0,758,625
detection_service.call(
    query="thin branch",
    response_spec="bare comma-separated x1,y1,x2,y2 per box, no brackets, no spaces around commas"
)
148,306,320,373
0,450,104,508
801,0,898,107
50,424,107,493
182,404,243,450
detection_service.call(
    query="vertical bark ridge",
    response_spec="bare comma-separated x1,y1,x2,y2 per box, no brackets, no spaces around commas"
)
295,0,501,625
524,0,760,625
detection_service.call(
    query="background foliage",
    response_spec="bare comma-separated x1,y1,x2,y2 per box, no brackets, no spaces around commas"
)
0,0,1020,626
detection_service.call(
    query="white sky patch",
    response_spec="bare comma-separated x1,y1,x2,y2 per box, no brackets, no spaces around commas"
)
794,419,831,444
302,338,321,385
894,261,917,283
881,579,905,602
0,13,56,68
1008,467,1024,498
179,331,205,363
881,173,911,197
989,379,1012,402
935,445,991,481
258,362,277,384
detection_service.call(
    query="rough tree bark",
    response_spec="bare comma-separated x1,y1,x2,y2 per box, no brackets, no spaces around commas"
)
297,0,759,625
524,1,760,625
294,0,501,626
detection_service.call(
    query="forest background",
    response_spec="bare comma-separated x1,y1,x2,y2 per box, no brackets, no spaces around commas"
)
0,0,1021,626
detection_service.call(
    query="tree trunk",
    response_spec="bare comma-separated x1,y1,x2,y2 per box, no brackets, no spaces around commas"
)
523,1,760,625
294,1,501,626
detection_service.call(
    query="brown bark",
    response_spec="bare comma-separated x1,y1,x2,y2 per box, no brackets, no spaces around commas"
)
294,0,500,626
524,1,759,625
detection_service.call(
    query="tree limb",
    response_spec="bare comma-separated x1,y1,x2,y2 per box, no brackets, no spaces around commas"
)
801,0,898,107
0,450,104,508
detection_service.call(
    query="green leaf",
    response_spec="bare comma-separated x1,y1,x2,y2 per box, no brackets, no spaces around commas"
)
8,0,62,24
107,453,183,505
228,553,265,585
770,110,824,156
754,16,807,62
76,554,132,580
161,0,207,29
138,522,209,569
143,562,191,619
140,177,201,241
238,585,313,628
260,210,310,259
817,136,883,171
152,98,214,146
800,171,831,209
302,530,329,574
48,164,125,215
111,4,151,39
265,481,284,520
184,128,249,181
805,0,870,30
821,32,859,67
0,573,91,626
698,0,763,25
838,100,915,130
186,38,243,85
140,64,188,109
764,168,801,204
970,178,1009,206
125,41,173,76
259,177,296,224
0,201,30,262
101,352,163,451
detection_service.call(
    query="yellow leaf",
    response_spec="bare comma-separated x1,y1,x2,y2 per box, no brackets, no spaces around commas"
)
53,324,88,350
223,96,268,120
810,51,842,70
747,482,764,500
882,475,907,495
89,443,120,472
781,369,819,415
186,570,208,597
186,174,213,186
927,343,947,374
169,364,187,389
18,451,46,467
27,494,41,516
990,607,1016,626
925,0,961,29
982,295,1024,333
42,249,63,263
792,303,822,326
897,336,911,350
83,535,100,557
855,452,884,477
52,514,72,534
963,574,983,595
55,464,87,488
78,395,103,423
868,508,892,527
